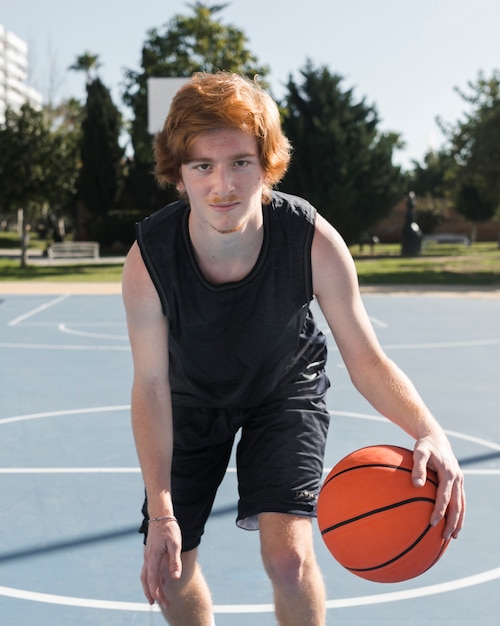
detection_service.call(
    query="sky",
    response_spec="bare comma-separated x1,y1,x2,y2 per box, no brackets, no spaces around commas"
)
2,0,500,169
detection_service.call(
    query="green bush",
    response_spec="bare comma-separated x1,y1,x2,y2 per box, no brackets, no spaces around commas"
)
89,211,144,252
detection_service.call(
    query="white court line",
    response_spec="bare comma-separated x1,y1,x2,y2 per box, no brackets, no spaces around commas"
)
321,317,389,332
0,586,151,611
328,410,500,452
1,567,500,612
7,337,498,352
0,406,130,426
0,467,497,475
13,322,127,332
324,567,500,609
58,323,127,340
439,427,500,451
8,295,70,327
382,338,500,350
0,468,141,474
316,326,499,350
368,316,389,328
0,342,129,351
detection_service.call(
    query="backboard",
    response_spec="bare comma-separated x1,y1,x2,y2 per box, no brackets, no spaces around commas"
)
147,77,189,134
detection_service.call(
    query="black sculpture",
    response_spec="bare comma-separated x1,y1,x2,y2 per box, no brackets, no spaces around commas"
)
401,191,422,256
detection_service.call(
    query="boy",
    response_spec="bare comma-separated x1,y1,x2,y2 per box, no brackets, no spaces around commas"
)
122,72,465,626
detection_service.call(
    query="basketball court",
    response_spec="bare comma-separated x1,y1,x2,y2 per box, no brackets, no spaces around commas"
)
0,283,499,625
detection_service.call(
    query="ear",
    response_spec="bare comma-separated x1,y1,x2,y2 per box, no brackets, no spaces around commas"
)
176,175,186,195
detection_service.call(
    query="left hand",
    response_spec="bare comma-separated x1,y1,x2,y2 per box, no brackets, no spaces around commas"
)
412,435,466,540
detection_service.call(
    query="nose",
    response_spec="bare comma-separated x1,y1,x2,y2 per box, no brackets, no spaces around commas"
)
211,165,235,197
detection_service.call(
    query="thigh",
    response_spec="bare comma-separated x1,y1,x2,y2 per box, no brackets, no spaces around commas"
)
236,375,330,530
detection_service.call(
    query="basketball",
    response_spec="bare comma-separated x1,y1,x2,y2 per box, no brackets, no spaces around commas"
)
317,445,450,583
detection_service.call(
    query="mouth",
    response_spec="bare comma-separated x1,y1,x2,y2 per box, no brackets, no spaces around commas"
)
209,200,240,213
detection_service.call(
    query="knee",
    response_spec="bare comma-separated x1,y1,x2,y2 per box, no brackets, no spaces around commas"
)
261,541,312,588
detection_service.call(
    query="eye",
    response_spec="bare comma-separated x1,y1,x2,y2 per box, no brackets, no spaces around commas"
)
194,163,211,171
233,160,249,167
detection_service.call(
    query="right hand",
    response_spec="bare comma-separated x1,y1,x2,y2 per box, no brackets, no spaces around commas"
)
140,518,182,609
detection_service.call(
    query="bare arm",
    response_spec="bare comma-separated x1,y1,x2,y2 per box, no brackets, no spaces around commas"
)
122,241,181,608
311,214,465,539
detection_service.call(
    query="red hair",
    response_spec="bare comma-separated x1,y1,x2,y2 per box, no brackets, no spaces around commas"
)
154,72,291,202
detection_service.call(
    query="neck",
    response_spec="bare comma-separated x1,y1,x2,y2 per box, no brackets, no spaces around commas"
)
188,209,264,284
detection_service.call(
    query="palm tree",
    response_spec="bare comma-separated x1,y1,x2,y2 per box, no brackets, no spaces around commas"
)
69,52,102,84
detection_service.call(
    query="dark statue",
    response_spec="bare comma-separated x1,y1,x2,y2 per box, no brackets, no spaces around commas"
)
401,191,422,256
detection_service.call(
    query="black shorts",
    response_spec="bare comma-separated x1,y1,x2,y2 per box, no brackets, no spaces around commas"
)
140,371,330,552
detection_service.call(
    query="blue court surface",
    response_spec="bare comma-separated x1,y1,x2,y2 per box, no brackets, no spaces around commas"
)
0,284,499,625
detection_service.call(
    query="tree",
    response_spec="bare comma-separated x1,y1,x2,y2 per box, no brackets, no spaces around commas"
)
69,51,102,85
76,78,125,240
411,150,452,199
280,62,404,245
409,150,454,234
0,104,80,265
121,2,269,214
439,71,500,239
455,182,497,242
45,97,84,133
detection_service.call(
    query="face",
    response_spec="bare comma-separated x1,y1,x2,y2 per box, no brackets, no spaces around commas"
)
177,127,267,235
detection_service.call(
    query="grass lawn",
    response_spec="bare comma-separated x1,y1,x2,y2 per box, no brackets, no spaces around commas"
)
0,258,124,282
0,232,124,282
0,233,499,286
352,242,500,287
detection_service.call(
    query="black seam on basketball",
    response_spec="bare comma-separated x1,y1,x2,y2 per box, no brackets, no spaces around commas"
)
346,524,435,573
322,464,412,488
322,464,438,489
320,497,435,535
427,537,448,570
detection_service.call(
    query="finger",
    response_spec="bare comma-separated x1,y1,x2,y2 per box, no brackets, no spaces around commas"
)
149,577,169,610
431,468,466,541
140,561,155,606
411,446,429,488
429,468,453,530
452,487,466,538
156,561,170,609
142,548,170,609
443,478,466,540
431,494,448,528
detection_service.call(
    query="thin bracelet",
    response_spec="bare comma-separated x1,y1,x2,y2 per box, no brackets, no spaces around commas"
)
148,515,178,524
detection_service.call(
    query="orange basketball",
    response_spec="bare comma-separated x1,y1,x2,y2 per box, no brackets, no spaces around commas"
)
317,445,450,583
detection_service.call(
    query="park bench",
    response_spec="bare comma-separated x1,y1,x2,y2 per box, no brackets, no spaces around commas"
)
422,233,470,249
47,241,100,259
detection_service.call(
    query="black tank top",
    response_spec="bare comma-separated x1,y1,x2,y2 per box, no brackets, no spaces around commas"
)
136,191,328,408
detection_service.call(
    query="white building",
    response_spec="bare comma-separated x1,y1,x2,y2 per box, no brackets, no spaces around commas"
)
0,23,43,124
